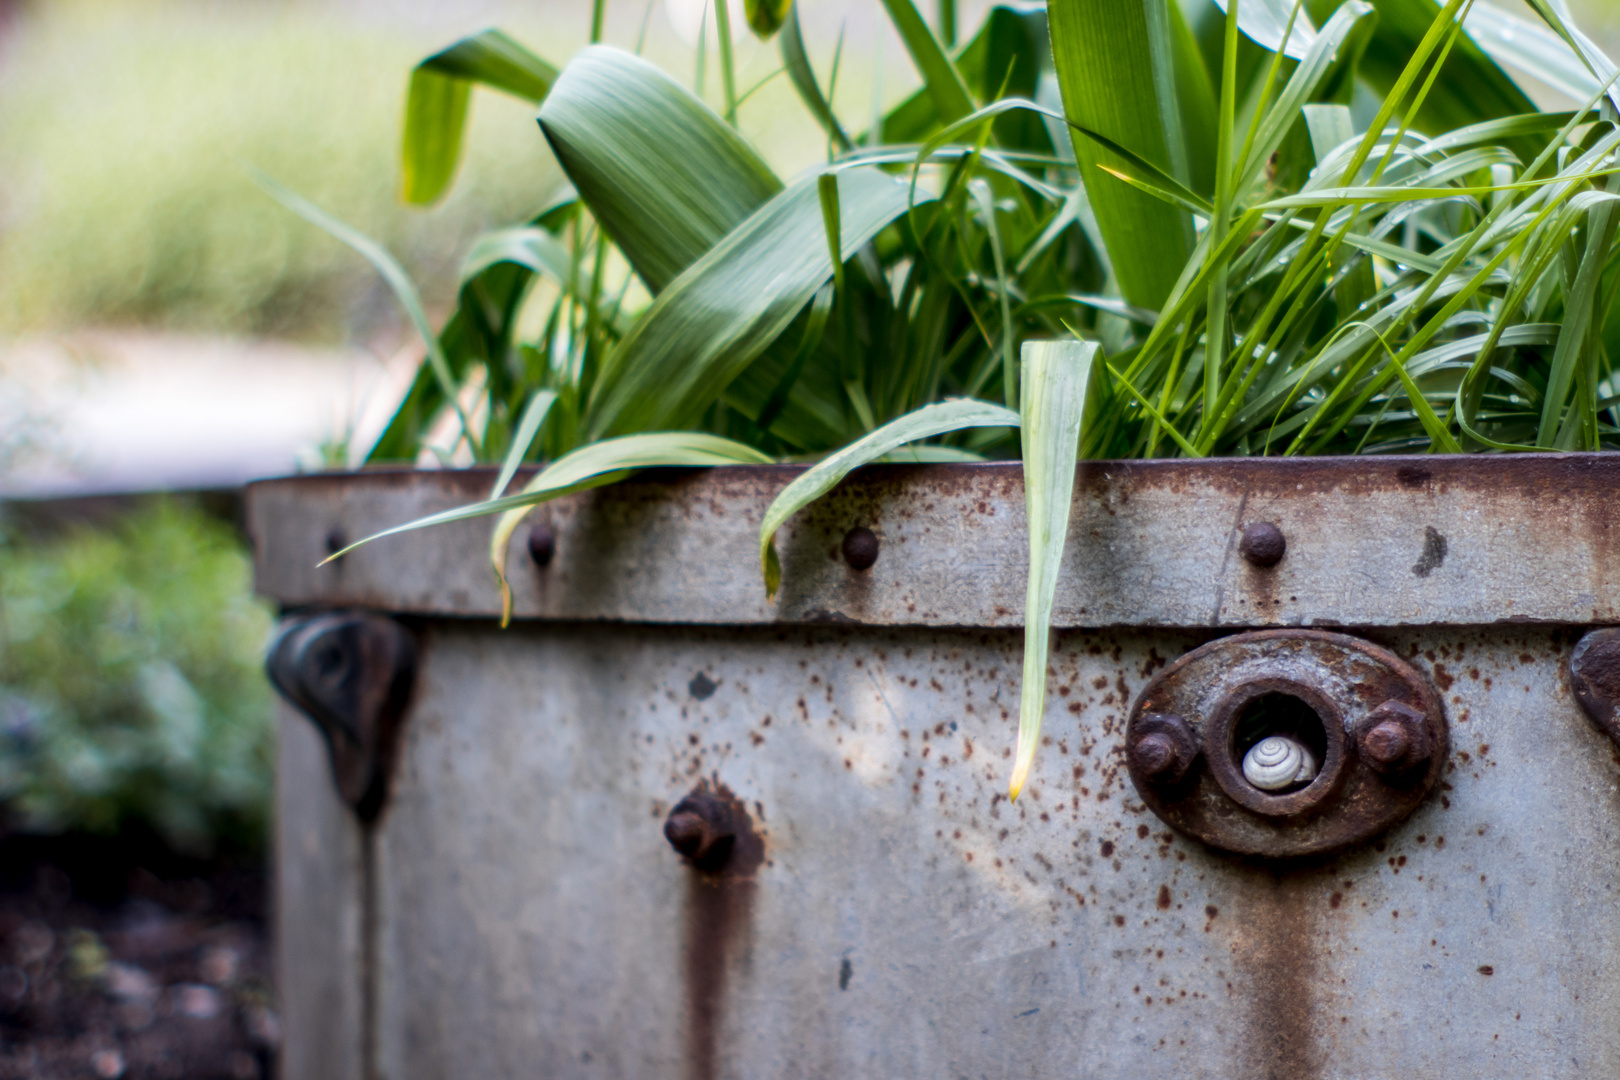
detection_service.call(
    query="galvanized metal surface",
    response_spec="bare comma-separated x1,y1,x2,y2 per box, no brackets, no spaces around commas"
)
274,701,363,1080
254,458,1620,1079
274,620,1620,1079
250,453,1620,629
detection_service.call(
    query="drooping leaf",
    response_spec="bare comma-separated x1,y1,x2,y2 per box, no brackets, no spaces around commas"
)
484,432,773,622
538,46,783,294
402,30,559,205
757,397,1021,596
1009,340,1094,802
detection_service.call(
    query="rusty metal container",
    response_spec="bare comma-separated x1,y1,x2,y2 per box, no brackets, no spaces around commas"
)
248,456,1620,1080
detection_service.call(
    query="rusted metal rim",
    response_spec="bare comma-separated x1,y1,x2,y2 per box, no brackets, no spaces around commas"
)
248,453,1620,629
1126,629,1448,858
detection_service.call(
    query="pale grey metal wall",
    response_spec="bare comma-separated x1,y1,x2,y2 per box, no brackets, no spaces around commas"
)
251,458,1620,1080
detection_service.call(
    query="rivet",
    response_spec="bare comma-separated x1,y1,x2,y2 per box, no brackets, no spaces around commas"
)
842,527,880,571
662,791,737,872
1239,522,1287,567
527,523,557,567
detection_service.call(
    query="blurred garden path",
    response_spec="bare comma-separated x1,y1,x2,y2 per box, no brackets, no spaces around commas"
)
0,332,414,496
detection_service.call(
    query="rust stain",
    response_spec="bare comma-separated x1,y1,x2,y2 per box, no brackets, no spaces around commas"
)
1232,873,1323,1080
679,780,763,1080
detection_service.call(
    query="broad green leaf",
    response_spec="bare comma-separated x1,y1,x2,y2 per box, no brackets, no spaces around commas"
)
584,166,916,440
402,30,559,205
1048,0,1197,308
1213,0,1319,60
1009,339,1094,801
538,46,783,294
757,398,1021,596
253,168,477,456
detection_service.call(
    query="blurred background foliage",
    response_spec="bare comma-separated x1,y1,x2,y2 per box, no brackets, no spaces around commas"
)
0,500,274,852
0,0,559,340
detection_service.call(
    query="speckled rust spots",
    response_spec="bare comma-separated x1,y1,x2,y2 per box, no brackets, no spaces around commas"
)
1156,885,1172,910
678,780,763,1080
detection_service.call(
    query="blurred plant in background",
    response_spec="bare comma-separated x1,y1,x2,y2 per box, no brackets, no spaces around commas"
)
0,502,275,852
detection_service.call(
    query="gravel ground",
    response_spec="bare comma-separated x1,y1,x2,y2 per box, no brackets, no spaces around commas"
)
0,832,275,1080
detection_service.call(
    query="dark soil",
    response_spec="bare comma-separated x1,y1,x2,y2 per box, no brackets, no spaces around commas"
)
0,829,275,1080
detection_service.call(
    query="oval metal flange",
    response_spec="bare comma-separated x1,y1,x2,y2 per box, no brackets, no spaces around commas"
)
1125,630,1447,858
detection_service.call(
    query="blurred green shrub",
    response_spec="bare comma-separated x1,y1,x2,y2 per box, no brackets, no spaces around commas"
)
0,1,561,338
0,501,275,852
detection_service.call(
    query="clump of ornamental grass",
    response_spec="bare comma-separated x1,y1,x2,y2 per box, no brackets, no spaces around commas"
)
275,0,1620,800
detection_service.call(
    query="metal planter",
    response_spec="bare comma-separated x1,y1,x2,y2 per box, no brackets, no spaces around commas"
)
249,455,1620,1079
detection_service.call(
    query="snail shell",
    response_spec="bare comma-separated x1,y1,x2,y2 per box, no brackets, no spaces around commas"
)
1242,735,1317,791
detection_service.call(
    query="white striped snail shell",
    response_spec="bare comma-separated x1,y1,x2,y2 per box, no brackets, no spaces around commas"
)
1241,735,1317,791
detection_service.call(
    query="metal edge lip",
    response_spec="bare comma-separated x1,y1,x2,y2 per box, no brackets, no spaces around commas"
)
245,453,1620,628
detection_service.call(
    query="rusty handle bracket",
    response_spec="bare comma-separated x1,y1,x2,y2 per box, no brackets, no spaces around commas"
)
267,611,417,822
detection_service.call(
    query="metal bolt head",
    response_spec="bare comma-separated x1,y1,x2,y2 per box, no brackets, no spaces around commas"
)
1239,522,1287,567
1131,733,1178,779
663,810,710,859
1361,720,1411,768
527,523,557,567
842,527,880,571
1126,714,1199,786
1355,700,1430,778
663,791,737,871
